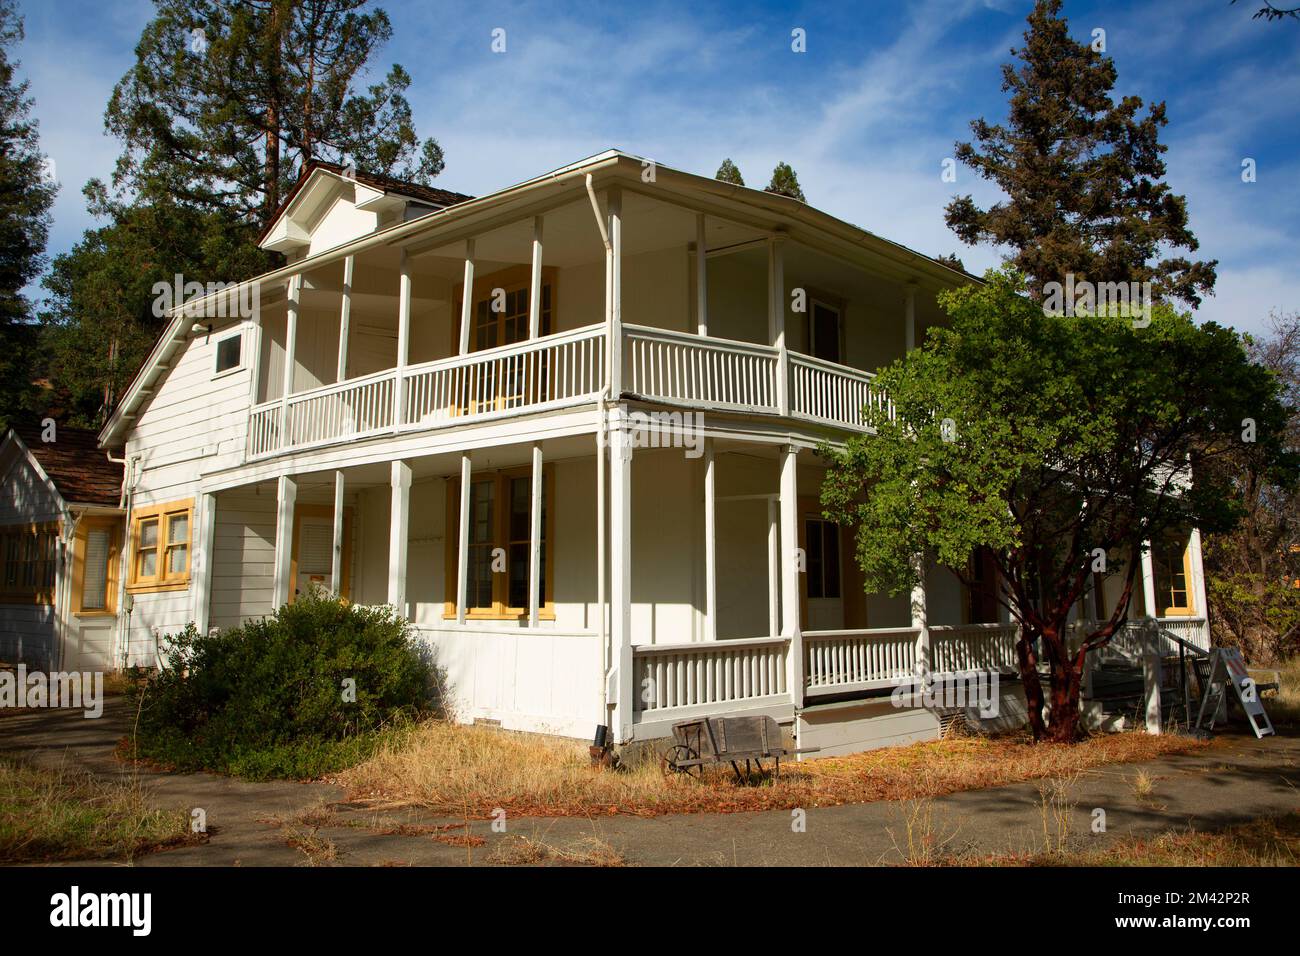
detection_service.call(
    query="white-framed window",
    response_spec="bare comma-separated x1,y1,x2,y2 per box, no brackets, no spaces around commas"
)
213,330,244,377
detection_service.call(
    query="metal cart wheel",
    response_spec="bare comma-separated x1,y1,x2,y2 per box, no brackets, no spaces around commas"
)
661,744,701,778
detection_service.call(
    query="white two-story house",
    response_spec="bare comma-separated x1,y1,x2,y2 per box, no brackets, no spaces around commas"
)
91,151,1212,755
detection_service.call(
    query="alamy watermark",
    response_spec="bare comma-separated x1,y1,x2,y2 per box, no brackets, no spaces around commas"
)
152,274,258,320
626,410,703,459
890,667,1000,718
0,666,104,718
1041,273,1153,328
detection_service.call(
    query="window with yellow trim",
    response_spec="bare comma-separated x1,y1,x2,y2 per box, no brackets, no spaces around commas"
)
73,517,120,614
0,524,58,604
445,468,554,620
1152,532,1194,616
128,500,193,590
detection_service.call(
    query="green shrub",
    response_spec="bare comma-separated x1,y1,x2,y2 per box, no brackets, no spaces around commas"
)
129,593,435,780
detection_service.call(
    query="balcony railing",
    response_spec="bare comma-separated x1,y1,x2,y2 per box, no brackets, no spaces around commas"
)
246,322,889,459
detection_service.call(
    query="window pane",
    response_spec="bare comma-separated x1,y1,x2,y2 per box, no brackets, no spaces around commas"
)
140,519,159,549
168,513,189,546
82,529,110,610
469,481,494,544
168,544,188,575
140,550,157,578
508,542,528,608
216,334,241,373
509,478,530,541
806,521,824,599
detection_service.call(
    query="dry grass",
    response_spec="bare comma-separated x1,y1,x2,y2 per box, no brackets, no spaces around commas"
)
0,756,195,863
1260,658,1300,728
967,812,1300,867
337,718,1212,819
488,834,625,867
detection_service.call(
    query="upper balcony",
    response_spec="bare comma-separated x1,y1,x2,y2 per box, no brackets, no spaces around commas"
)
246,323,893,459
235,157,958,464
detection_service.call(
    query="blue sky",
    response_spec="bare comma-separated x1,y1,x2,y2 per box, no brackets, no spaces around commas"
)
14,0,1300,334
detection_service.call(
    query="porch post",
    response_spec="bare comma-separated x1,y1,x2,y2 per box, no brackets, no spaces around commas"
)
272,474,297,607
459,239,475,356
528,442,543,627
388,460,411,614
337,255,353,381
703,438,717,641
904,282,917,353
456,453,471,625
767,497,780,639
394,249,411,429
911,554,930,677
246,284,263,408
528,216,544,339
278,274,301,450
1188,528,1208,626
192,492,217,634
779,445,803,706
609,408,634,742
1140,539,1158,619
330,470,345,596
769,237,790,417
695,214,708,336
608,187,623,397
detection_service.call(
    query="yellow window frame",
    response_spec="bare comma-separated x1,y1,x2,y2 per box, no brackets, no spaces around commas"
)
127,499,194,592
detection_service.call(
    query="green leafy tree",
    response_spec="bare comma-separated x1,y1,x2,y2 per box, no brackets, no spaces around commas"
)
715,158,745,186
821,271,1295,742
102,0,445,226
944,0,1215,308
1204,311,1300,664
0,0,57,426
765,161,805,201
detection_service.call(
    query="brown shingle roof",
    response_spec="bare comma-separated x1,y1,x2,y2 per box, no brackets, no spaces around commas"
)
9,426,123,508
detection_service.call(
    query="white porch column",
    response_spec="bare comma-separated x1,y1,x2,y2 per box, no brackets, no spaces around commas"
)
608,187,623,397
1140,539,1158,619
1188,528,1209,623
330,470,345,596
695,214,708,336
767,497,780,639
278,275,301,448
459,239,475,356
911,554,930,677
455,453,471,625
272,474,297,607
528,216,544,339
779,445,803,706
192,492,217,634
528,442,544,627
337,255,353,382
394,249,412,429
609,409,634,742
769,237,790,417
904,282,917,353
246,284,264,408
388,460,411,614
703,439,717,641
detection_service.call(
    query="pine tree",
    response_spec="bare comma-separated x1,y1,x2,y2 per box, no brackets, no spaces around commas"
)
944,0,1215,308
715,158,744,186
765,162,805,202
102,0,444,227
0,0,57,426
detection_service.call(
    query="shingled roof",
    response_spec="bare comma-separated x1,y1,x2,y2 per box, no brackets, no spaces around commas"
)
9,426,123,508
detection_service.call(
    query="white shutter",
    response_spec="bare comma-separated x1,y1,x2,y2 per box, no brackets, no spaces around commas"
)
298,520,333,575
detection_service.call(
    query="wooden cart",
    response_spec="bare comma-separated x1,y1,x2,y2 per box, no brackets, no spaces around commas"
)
661,715,817,782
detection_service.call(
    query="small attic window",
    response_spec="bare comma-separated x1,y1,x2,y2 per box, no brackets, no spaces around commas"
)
214,332,243,376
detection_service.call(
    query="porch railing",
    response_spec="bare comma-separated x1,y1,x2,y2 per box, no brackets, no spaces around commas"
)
247,322,894,459
632,636,789,713
803,627,919,696
623,325,781,413
788,352,891,430
929,623,1021,674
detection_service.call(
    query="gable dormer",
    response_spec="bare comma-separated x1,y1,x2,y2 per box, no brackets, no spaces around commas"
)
258,162,472,259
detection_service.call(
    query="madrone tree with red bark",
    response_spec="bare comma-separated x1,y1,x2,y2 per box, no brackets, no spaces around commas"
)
820,271,1296,742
